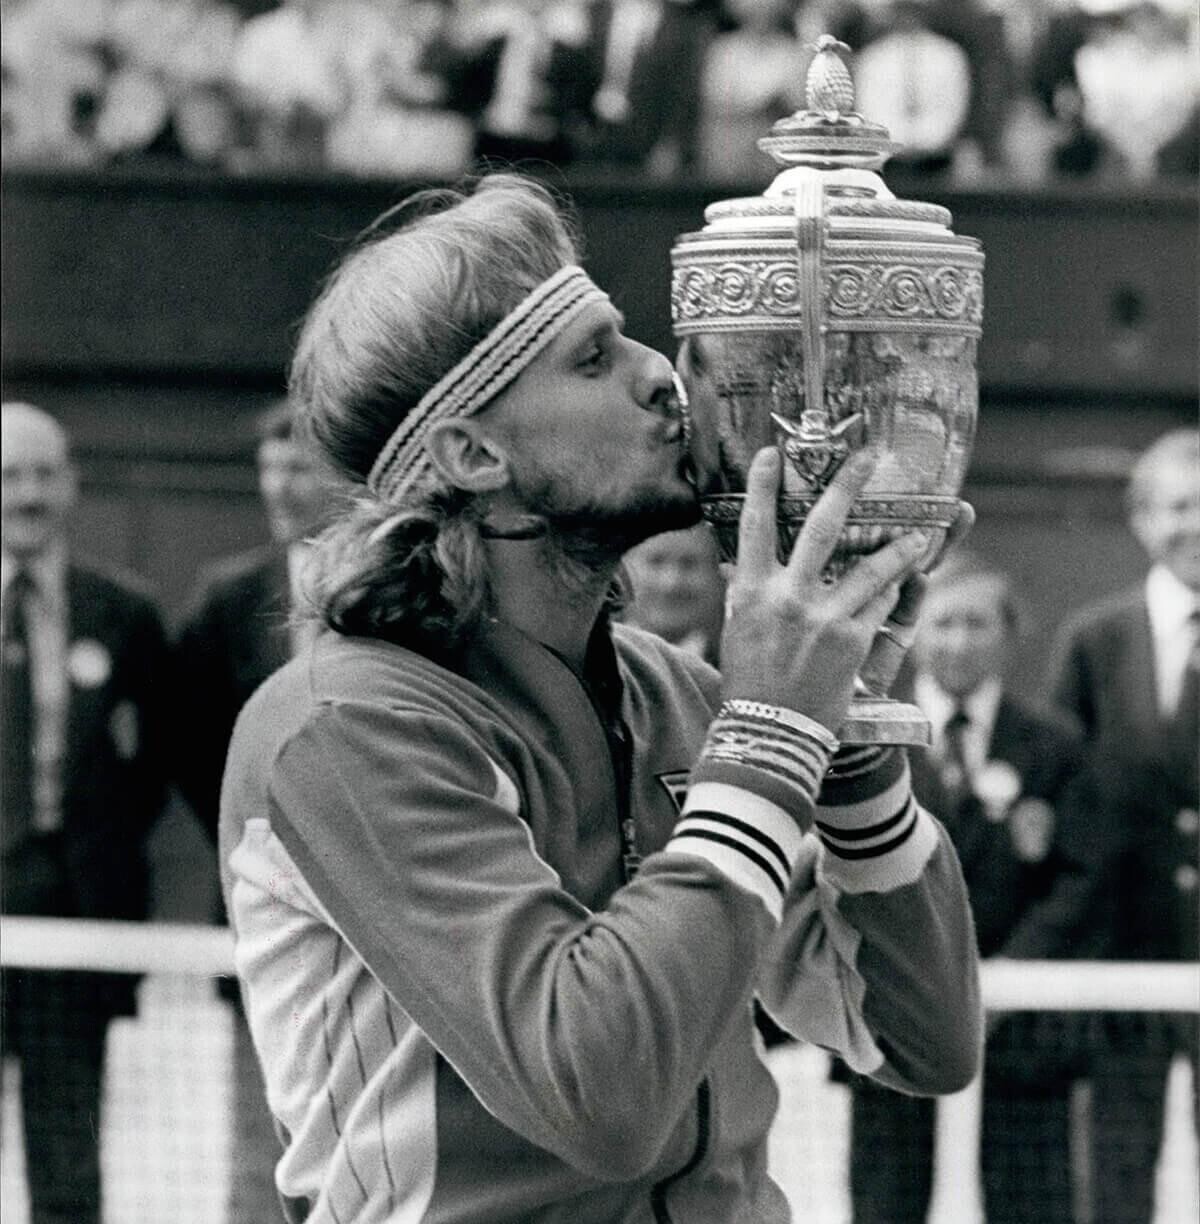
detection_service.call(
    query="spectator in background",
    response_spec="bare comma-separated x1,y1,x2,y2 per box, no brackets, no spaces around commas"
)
583,0,717,176
853,0,1013,178
1,0,108,164
324,0,473,179
696,0,806,183
621,521,725,665
1071,1,1198,180
428,0,598,166
96,0,242,165
839,553,1100,1224
1031,0,1198,180
853,0,972,176
1,401,169,1224
230,0,390,169
172,400,341,1223
1048,427,1200,1224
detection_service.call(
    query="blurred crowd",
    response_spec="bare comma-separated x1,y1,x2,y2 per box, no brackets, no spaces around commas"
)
2,0,1197,183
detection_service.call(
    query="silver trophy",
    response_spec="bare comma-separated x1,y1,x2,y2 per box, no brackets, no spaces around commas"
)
672,36,984,745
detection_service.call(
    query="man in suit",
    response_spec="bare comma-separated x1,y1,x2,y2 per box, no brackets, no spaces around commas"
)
621,522,725,666
1047,426,1199,1224
172,398,340,1221
1,401,169,1224
426,0,600,166
583,0,715,174
842,553,1099,1224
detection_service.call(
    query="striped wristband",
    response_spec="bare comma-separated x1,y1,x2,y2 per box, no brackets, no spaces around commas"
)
692,699,839,807
663,701,837,920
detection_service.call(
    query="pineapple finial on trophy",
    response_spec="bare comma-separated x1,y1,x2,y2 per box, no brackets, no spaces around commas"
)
757,33,898,172
806,35,855,118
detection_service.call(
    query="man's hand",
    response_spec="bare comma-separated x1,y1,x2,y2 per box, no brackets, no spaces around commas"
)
719,447,933,736
857,499,975,698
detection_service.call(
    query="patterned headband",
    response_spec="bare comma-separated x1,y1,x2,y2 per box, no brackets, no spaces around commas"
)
367,265,609,504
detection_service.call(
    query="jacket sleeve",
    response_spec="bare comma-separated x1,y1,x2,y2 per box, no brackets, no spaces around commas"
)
1045,622,1095,738
255,697,794,1181
171,582,239,844
124,589,173,847
758,747,982,1096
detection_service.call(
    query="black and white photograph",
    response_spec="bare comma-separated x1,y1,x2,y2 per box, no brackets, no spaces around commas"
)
1,1,1196,1221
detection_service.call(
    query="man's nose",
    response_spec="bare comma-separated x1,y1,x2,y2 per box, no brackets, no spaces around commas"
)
634,345,677,417
10,476,47,503
944,627,975,655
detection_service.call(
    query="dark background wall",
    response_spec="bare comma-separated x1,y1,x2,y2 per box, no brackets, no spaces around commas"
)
3,166,1194,919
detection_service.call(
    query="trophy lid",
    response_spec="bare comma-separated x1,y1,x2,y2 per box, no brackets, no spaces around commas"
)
682,35,980,237
756,35,901,174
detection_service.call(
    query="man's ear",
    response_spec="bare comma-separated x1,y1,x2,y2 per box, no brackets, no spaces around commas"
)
424,419,511,494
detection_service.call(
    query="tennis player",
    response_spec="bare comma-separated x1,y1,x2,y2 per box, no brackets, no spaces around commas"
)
219,174,981,1223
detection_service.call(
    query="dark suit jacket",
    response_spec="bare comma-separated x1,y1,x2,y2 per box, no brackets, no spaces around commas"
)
1048,586,1161,762
2,562,170,1019
58,565,168,920
910,693,1101,1084
1048,586,1198,967
172,545,291,845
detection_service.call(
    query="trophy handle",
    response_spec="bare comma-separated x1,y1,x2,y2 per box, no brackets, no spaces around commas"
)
792,167,826,425
777,168,857,497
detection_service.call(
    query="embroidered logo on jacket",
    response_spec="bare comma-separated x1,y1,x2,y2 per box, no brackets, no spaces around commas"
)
657,771,690,814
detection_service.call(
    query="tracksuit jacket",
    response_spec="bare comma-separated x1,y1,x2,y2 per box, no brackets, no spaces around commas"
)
218,618,981,1223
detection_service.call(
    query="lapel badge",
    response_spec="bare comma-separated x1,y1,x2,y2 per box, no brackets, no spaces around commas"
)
1009,798,1055,863
68,638,112,689
973,760,1021,823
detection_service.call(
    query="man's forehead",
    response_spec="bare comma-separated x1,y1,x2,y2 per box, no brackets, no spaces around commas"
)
926,573,1007,613
1,405,70,464
1145,460,1200,498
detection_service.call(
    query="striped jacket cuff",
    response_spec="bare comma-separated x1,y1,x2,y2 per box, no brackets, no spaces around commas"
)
666,782,806,922
815,753,939,894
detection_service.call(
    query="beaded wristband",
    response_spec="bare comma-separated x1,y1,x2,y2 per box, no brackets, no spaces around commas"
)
717,700,840,754
694,699,839,808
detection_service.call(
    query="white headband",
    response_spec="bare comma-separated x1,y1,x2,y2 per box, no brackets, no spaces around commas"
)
367,265,609,504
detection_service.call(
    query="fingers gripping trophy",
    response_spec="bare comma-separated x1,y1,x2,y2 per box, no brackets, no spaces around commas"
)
672,35,984,745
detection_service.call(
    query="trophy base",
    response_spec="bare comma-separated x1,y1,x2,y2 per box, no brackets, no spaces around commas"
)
837,696,931,747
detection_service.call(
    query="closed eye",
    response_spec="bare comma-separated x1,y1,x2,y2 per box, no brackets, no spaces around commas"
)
578,344,611,374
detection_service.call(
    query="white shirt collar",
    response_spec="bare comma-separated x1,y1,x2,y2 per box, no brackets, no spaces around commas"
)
1145,563,1199,637
1145,563,1200,715
916,672,1002,764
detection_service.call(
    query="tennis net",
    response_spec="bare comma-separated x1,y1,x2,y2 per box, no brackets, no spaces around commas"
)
2,917,1196,1224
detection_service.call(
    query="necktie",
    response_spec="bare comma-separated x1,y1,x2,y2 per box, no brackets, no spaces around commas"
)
1168,609,1199,786
942,703,972,804
2,570,35,851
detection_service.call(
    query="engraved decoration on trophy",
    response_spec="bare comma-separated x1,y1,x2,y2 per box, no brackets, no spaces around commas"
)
671,35,984,745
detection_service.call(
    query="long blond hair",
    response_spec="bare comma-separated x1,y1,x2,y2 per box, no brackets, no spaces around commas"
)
290,175,581,651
